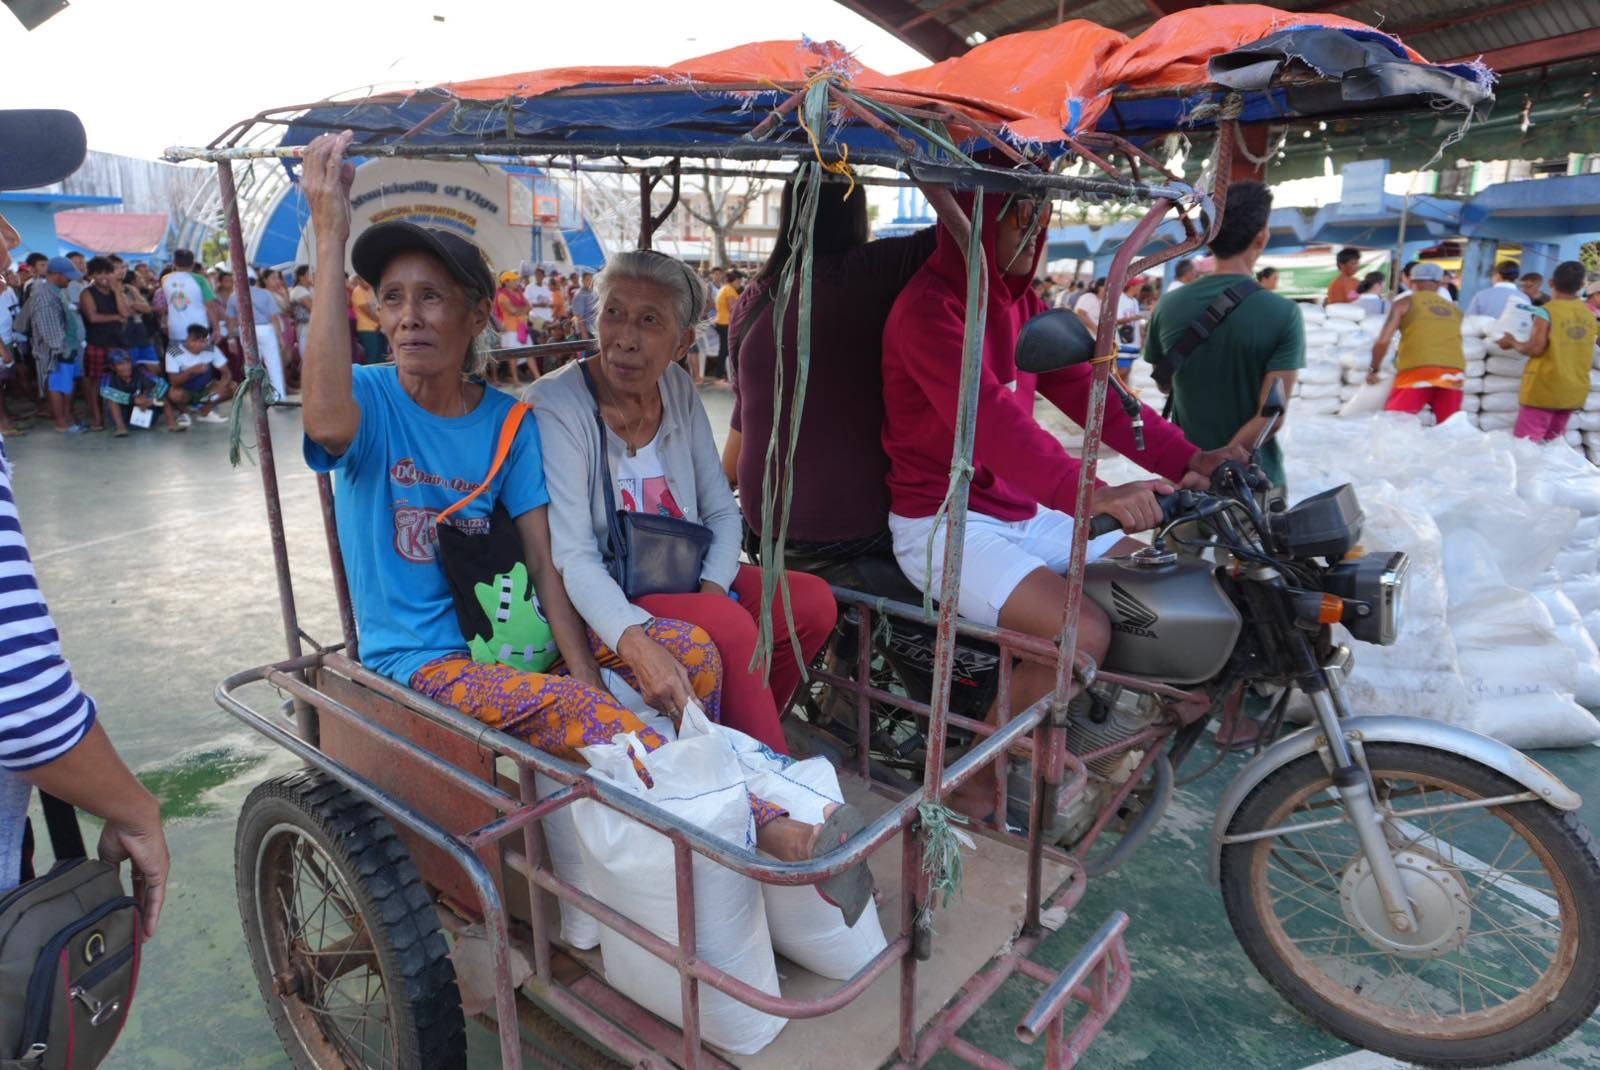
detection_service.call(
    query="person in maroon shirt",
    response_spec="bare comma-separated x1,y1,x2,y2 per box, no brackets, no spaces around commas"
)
728,176,937,601
880,188,1238,819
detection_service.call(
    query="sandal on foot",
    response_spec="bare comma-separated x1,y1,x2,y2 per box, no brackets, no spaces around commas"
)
813,804,875,927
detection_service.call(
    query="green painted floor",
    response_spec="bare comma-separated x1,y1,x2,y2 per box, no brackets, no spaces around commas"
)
11,389,1600,1069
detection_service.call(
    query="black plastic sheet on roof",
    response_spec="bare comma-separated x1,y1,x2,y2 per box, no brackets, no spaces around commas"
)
1208,27,1494,121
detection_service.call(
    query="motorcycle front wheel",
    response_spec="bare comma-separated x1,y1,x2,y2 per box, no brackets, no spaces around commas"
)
1219,743,1600,1068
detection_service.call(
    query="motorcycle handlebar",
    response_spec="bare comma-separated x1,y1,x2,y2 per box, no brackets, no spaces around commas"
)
1086,491,1184,538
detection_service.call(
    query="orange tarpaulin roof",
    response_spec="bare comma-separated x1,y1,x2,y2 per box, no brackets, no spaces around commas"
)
441,40,901,101
438,38,1052,139
436,9,1436,140
894,20,1130,142
270,10,1485,157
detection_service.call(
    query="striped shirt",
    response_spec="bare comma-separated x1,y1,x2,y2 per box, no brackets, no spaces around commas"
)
0,438,97,890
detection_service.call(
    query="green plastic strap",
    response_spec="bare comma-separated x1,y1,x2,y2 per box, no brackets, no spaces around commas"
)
922,189,988,615
751,85,833,683
227,363,278,468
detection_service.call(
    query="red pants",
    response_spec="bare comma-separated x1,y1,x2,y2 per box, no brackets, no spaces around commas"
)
640,563,836,755
1383,385,1462,421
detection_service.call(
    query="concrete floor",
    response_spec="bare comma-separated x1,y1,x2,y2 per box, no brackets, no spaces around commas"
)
12,385,1600,1069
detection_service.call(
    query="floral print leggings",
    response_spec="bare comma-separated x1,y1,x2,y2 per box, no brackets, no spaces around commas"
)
410,616,785,827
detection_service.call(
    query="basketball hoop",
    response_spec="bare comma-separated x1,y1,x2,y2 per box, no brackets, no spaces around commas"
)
534,194,560,228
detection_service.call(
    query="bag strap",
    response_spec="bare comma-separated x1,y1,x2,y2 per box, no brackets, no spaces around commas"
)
435,402,531,525
40,791,85,861
1158,279,1262,380
576,360,628,566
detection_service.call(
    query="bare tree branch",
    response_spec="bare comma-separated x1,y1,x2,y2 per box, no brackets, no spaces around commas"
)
678,169,770,265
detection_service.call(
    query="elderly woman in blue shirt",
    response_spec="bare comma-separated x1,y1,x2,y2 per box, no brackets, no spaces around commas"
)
295,133,869,918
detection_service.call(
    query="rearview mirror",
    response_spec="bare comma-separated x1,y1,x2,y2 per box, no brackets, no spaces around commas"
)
0,110,86,191
1261,379,1287,419
1015,309,1097,375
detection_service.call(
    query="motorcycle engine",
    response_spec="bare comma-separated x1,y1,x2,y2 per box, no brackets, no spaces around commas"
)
1010,685,1163,848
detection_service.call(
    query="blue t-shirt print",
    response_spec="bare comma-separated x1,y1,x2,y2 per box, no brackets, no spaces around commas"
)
304,366,548,685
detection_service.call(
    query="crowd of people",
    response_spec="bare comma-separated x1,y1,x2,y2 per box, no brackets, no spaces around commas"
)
0,248,305,436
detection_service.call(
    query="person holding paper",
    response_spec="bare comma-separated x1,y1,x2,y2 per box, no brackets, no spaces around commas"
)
99,349,176,435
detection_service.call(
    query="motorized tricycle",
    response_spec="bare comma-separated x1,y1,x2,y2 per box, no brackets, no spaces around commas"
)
167,14,1527,1070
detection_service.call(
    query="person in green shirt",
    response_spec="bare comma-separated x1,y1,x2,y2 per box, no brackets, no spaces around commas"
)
1142,180,1305,488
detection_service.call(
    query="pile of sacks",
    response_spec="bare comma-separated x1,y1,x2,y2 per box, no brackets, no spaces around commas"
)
1281,412,1600,749
533,673,887,1055
1084,408,1600,749
1298,302,1389,417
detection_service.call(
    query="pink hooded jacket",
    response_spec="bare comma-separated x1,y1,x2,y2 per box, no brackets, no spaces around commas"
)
880,191,1198,522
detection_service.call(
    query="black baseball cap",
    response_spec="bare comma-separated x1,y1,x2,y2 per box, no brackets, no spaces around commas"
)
350,221,495,302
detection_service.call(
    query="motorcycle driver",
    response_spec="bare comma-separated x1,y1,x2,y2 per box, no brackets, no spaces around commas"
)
880,183,1240,820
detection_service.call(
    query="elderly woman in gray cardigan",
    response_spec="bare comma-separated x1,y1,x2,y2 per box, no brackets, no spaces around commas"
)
528,250,836,754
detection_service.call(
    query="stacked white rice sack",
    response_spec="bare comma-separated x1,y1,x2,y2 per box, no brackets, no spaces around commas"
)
1295,302,1377,416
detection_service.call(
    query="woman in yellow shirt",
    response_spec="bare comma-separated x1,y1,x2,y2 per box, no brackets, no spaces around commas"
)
711,268,743,381
1502,261,1599,442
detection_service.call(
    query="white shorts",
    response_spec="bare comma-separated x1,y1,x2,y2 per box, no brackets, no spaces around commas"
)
889,507,1125,627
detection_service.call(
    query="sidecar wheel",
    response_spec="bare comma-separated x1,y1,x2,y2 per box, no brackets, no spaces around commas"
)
236,772,467,1070
1220,744,1600,1068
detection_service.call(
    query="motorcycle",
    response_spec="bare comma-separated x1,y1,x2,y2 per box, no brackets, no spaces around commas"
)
792,309,1600,1067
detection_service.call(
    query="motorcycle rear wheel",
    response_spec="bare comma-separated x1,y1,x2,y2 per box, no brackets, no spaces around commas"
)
1220,743,1600,1068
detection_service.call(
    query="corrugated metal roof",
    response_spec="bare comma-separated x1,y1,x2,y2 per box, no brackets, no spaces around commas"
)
854,0,1600,69
1401,0,1600,63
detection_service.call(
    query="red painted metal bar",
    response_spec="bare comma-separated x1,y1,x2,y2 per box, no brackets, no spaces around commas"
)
1077,131,1187,186
828,85,921,156
314,473,359,660
1129,116,1235,279
944,1035,1014,1070
744,83,809,142
1049,193,1177,722
673,835,703,1068
897,822,919,1061
216,160,315,744
829,588,1102,675
855,603,874,783
809,665,1038,762
992,649,1011,826
1448,27,1600,72
564,973,735,1069
461,781,586,850
516,765,554,989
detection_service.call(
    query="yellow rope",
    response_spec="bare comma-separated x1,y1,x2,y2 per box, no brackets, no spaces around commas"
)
793,73,859,200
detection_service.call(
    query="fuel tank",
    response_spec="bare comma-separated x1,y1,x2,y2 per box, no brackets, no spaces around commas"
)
1083,555,1243,684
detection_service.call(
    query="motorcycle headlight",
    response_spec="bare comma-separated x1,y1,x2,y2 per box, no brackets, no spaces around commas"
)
1322,552,1409,646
